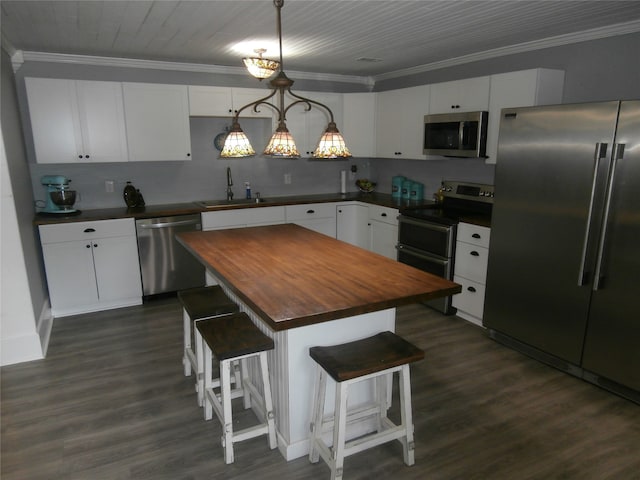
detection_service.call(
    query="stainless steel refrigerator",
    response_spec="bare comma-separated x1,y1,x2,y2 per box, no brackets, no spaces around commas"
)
484,100,639,404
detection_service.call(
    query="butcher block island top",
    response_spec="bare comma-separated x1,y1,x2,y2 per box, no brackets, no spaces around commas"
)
177,223,460,331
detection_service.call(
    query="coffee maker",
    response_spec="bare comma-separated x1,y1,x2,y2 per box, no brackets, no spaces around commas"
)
40,175,78,214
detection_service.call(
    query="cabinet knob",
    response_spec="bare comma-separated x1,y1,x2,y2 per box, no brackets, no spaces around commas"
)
338,209,342,213
93,243,98,248
86,244,91,248
78,155,83,159
470,251,480,256
84,228,96,233
186,153,191,157
472,233,481,239
467,286,477,293
381,213,387,217
306,209,315,214
85,155,90,158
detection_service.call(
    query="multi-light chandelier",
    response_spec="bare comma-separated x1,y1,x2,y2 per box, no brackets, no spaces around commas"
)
220,0,351,159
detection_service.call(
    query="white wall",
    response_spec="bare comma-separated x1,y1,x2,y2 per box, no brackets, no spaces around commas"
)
1,134,44,365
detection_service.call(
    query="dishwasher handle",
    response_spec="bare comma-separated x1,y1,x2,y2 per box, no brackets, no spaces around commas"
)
137,218,201,229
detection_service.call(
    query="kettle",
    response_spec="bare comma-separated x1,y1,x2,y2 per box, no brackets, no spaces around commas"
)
123,181,142,207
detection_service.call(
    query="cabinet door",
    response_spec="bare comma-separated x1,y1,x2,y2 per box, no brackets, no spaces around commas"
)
342,93,376,157
123,83,191,161
42,240,99,311
429,77,490,113
188,85,233,116
336,203,370,249
76,80,128,162
369,220,398,260
376,85,429,159
92,235,142,301
25,77,81,164
485,69,564,164
288,91,343,156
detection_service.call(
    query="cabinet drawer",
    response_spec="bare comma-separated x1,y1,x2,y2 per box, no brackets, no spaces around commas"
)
452,275,486,320
39,218,135,243
285,203,336,221
368,205,398,226
457,223,490,248
454,242,489,283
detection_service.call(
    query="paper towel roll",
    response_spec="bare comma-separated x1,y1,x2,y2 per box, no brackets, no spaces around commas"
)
340,170,347,194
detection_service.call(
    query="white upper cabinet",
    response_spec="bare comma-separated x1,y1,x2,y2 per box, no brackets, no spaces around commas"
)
25,78,128,163
429,76,491,113
188,86,275,119
485,68,565,164
342,93,376,158
376,85,430,159
286,91,344,157
123,83,191,161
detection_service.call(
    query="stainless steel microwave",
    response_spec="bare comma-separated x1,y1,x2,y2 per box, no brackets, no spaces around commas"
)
423,111,488,158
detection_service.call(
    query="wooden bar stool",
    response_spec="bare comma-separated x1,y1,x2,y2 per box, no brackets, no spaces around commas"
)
308,331,425,480
196,312,277,464
178,286,239,407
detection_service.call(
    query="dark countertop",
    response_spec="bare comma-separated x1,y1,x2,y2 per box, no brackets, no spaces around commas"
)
33,192,434,226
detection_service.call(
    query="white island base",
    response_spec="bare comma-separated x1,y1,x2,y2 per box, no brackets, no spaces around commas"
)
218,282,396,461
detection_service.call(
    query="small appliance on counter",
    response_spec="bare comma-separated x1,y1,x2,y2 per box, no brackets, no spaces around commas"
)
39,175,80,215
123,181,145,208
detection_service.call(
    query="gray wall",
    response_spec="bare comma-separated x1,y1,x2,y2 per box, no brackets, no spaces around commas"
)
376,32,640,103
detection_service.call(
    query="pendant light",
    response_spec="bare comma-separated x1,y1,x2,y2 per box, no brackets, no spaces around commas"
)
243,48,279,80
221,0,351,159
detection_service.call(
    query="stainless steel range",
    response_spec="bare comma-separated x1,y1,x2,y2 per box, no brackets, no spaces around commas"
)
397,180,493,314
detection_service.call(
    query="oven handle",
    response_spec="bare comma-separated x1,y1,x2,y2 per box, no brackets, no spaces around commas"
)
398,216,452,233
396,244,449,266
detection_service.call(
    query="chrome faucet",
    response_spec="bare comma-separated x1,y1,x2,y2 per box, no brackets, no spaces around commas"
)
226,167,234,201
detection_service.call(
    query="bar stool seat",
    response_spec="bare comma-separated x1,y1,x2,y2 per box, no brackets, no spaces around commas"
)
178,286,239,406
308,331,425,480
197,312,277,464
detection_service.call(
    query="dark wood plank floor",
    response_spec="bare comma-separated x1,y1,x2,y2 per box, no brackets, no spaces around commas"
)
2,298,639,479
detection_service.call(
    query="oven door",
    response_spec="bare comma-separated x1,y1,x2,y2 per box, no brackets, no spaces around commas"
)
397,216,456,258
397,244,456,315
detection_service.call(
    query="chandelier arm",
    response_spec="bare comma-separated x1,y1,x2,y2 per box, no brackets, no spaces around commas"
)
286,89,336,124
232,90,280,121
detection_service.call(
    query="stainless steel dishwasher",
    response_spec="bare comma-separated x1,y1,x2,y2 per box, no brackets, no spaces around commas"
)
135,214,205,296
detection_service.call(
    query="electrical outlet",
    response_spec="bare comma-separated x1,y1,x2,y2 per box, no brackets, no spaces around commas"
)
284,173,292,184
105,180,115,193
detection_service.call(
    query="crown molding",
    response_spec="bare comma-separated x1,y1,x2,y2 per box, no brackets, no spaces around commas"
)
373,19,640,82
16,51,375,87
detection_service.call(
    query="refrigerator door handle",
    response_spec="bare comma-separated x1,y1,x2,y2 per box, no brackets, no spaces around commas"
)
577,143,608,286
592,142,625,291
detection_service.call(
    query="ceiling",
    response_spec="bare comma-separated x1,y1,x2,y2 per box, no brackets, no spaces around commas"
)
2,1,640,80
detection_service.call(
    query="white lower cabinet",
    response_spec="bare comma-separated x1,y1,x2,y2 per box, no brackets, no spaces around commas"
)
368,205,399,260
39,218,142,317
452,222,491,326
201,206,285,230
336,202,370,249
285,203,336,237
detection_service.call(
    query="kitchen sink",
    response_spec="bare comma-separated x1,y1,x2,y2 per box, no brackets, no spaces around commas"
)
194,198,268,208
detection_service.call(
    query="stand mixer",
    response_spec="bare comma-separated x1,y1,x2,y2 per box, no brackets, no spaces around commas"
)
40,175,78,214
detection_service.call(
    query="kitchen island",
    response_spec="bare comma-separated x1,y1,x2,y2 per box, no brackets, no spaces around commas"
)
177,224,460,460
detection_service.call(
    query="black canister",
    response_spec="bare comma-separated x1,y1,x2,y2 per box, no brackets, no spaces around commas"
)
123,181,139,207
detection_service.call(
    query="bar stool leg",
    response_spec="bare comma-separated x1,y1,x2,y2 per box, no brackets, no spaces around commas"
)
309,364,327,464
195,328,205,407
240,357,251,409
220,359,235,464
203,345,214,421
399,364,415,466
183,310,192,376
259,352,277,449
332,381,349,480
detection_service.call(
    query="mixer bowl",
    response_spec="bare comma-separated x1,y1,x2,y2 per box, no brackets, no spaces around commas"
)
50,189,76,209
